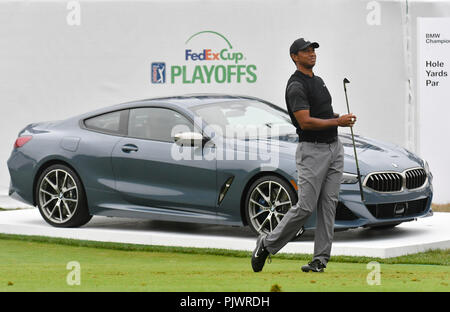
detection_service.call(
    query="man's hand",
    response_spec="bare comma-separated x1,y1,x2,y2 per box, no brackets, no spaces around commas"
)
337,113,356,127
294,110,357,130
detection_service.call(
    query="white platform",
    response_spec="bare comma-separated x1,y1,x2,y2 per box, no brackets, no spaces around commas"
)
0,208,449,258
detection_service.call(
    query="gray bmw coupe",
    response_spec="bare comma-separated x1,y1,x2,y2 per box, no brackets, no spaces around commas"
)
7,95,433,236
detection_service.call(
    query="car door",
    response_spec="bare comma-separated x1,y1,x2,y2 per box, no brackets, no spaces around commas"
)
111,106,217,214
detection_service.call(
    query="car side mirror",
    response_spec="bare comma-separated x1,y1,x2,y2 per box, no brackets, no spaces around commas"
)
174,132,205,147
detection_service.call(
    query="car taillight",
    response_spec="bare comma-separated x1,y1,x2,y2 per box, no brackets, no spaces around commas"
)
14,135,32,148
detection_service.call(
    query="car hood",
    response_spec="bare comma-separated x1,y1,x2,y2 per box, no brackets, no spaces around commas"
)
234,133,425,175
336,134,424,174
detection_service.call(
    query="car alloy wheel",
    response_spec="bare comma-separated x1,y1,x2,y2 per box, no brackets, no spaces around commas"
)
38,169,79,224
36,164,91,227
247,178,294,235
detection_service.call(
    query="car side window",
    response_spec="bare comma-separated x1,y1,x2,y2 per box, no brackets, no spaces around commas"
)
128,107,196,142
84,110,128,135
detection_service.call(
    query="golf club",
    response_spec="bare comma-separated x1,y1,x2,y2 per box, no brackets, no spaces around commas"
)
343,78,365,203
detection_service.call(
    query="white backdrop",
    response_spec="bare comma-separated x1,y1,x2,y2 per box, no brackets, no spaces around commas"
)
0,0,449,203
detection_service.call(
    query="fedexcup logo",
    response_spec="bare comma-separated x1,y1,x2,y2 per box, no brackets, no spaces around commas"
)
151,30,257,84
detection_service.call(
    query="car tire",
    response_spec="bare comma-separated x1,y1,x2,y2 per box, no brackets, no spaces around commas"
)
35,164,92,227
244,175,304,238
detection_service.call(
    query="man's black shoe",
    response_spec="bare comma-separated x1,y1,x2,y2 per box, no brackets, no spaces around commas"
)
301,259,326,272
251,234,270,272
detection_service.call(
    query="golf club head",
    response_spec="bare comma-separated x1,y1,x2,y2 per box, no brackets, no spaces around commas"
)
343,78,350,84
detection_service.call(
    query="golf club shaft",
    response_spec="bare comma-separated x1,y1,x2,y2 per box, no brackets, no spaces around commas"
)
343,80,365,202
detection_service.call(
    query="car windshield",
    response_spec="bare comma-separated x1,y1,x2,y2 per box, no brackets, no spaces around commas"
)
189,100,296,139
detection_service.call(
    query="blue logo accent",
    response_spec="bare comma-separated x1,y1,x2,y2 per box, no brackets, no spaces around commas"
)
151,62,166,84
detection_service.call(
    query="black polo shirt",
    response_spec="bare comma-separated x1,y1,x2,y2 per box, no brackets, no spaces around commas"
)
285,70,337,142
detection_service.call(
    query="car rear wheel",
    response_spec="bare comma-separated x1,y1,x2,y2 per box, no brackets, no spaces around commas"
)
245,175,304,238
36,164,92,227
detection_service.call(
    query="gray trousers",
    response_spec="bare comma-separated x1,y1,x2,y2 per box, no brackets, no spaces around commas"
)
263,138,344,265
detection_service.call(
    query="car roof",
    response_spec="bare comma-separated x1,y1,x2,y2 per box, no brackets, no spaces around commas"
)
122,94,268,108
71,94,279,121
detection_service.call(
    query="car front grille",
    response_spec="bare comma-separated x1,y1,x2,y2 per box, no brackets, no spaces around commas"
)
405,168,427,190
366,198,429,219
364,168,427,193
365,172,403,192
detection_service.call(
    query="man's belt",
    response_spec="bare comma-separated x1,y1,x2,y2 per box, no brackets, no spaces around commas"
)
300,136,337,144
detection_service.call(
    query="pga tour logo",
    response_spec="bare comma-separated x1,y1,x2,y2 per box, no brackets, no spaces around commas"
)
151,62,166,84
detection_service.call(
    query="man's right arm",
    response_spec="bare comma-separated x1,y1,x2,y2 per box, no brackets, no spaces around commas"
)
287,82,356,130
294,110,356,130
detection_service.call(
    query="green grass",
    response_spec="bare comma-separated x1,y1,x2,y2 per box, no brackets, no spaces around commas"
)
0,233,448,266
0,234,448,292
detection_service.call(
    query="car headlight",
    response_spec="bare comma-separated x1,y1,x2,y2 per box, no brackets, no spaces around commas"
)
423,160,432,177
341,172,359,184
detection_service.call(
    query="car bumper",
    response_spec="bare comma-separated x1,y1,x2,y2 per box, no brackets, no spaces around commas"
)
330,179,433,230
7,149,36,206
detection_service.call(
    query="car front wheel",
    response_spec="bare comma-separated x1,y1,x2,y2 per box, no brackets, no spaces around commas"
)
245,175,304,238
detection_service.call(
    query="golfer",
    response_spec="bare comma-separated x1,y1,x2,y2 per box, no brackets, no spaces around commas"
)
251,38,356,273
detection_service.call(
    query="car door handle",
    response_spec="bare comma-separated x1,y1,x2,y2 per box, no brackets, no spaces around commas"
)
121,144,139,153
